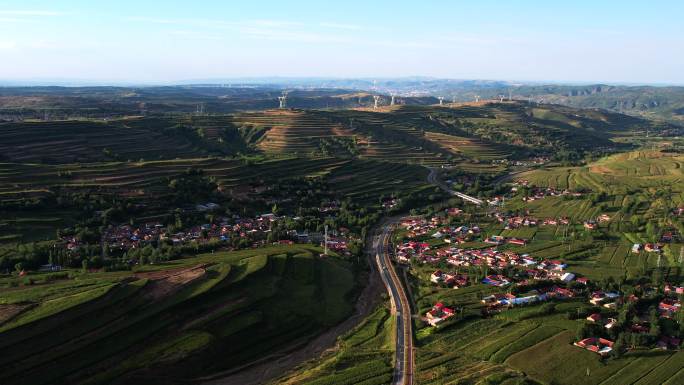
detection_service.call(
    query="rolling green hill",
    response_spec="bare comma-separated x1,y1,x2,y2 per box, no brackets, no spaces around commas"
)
0,245,356,385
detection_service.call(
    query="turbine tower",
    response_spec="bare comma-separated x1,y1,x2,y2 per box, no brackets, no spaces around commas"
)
373,95,381,110
499,95,505,103
475,95,480,103
278,91,288,109
508,89,512,101
438,96,444,106
390,93,396,106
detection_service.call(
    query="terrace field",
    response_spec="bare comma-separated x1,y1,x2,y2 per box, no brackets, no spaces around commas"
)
0,244,357,385
0,155,434,242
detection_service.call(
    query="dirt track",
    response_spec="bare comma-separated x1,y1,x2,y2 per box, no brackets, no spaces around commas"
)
0,304,34,325
138,264,207,300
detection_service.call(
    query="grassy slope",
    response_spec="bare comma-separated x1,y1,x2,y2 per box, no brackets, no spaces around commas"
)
0,245,356,385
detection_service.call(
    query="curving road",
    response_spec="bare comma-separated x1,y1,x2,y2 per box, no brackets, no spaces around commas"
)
374,219,413,385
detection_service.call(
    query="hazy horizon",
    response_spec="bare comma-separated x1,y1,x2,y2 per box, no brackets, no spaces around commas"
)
1,76,684,88
2,0,683,84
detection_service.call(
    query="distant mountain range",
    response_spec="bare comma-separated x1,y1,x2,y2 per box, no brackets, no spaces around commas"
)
1,78,684,125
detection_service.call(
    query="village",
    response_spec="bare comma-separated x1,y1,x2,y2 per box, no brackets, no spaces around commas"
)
58,211,353,260
395,208,683,357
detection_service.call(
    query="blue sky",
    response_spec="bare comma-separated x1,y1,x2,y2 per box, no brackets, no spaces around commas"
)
1,0,683,84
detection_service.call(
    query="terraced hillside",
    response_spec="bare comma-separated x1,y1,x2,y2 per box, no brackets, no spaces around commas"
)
0,119,206,163
424,132,512,160
517,150,684,198
0,156,435,242
0,245,355,385
2,101,663,166
235,110,357,155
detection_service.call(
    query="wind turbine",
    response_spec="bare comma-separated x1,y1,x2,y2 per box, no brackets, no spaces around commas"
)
474,95,480,103
278,91,288,109
438,96,444,106
373,95,381,110
390,93,396,106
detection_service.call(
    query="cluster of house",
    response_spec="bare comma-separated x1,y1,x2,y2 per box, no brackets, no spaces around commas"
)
577,286,684,354
493,212,570,229
631,243,663,254
96,214,280,251
492,157,549,167
661,231,677,243
382,198,401,210
574,337,614,356
582,214,610,230
62,213,350,254
424,302,456,326
589,290,621,307
432,225,481,243
481,285,575,308
660,286,683,318
400,217,442,238
484,235,528,246
430,270,469,288
319,200,340,213
585,313,618,329
421,247,580,289
396,241,432,263
437,246,571,275
511,183,586,202
397,218,480,251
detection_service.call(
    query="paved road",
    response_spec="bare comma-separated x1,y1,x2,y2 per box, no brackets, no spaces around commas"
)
427,168,484,205
374,220,413,385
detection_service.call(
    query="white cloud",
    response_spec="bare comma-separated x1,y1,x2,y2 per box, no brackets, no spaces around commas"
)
249,19,302,28
0,40,16,49
168,30,224,41
0,17,34,23
319,22,362,31
124,16,179,24
0,10,65,16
